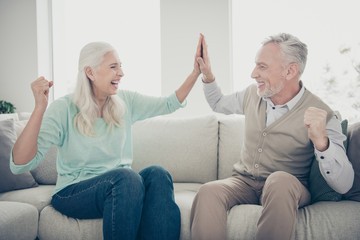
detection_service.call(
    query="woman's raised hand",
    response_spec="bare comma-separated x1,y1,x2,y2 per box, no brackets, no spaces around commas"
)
31,76,54,112
196,34,215,83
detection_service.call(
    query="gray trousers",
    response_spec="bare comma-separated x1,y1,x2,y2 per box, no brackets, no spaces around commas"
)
190,171,311,240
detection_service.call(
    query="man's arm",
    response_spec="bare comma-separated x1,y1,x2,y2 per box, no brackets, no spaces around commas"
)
315,116,354,193
305,108,354,193
197,34,246,114
203,81,246,115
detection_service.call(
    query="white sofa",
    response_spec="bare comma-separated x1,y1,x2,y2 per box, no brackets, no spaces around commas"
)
1,113,359,240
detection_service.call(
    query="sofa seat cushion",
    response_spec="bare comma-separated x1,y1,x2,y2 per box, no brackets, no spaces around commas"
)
0,201,38,240
0,185,54,211
174,183,202,240
226,201,360,240
39,205,103,240
38,183,201,240
132,115,219,183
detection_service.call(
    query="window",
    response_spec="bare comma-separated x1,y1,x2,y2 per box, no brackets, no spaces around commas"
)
231,0,360,123
52,0,161,99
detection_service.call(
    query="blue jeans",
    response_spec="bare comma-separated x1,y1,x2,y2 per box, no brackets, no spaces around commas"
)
51,165,181,240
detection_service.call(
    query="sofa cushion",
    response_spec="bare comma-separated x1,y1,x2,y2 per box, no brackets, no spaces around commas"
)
344,122,360,201
13,119,58,184
0,113,19,121
295,201,360,239
226,201,360,240
39,205,103,240
132,115,219,183
0,119,38,193
30,145,58,184
218,114,246,179
0,185,54,211
0,201,38,240
308,119,348,203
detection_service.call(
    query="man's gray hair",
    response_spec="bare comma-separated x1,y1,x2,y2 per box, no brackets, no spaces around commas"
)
262,33,308,77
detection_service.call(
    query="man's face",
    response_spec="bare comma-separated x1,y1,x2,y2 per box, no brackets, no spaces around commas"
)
251,42,287,98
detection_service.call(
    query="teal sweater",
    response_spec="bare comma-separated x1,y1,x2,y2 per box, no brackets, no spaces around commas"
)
10,90,185,194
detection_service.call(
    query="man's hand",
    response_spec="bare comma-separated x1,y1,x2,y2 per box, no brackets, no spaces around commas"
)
304,107,329,151
31,76,54,112
197,34,215,83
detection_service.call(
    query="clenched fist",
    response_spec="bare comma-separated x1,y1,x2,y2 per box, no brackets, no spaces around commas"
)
31,76,54,112
304,107,329,151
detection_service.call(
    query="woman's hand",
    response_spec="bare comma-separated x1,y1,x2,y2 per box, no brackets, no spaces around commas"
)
194,34,203,75
196,34,215,83
31,76,54,112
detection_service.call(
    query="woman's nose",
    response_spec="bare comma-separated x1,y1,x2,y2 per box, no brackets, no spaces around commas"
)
118,68,124,77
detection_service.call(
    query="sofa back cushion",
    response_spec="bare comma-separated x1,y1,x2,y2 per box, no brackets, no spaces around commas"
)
217,114,246,179
14,118,58,185
308,119,348,203
0,119,38,193
132,115,219,183
344,122,360,201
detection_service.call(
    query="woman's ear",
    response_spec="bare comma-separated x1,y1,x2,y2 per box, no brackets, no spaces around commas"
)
85,66,95,81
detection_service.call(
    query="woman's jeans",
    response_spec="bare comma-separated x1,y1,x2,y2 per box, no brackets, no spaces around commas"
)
51,165,181,240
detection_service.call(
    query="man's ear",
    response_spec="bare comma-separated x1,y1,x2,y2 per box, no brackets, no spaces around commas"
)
85,66,95,81
285,63,299,80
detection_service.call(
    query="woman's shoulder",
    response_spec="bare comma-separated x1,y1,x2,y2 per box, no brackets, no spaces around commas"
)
46,94,76,117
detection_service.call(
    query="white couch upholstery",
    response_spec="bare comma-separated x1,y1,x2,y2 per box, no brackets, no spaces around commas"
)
1,113,359,240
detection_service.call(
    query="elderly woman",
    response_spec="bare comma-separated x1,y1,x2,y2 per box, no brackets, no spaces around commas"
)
11,35,204,240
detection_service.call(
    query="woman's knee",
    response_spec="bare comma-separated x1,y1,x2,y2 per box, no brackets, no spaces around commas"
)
139,165,173,185
107,168,145,198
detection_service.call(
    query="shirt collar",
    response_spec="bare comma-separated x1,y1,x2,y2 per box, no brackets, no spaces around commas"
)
263,81,305,110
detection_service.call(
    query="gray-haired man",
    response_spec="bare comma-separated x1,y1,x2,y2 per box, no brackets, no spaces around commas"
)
190,33,354,240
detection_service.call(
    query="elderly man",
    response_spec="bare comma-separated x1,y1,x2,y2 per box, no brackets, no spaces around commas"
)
190,33,354,240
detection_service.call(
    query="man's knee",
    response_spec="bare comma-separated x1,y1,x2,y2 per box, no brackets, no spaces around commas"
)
262,171,301,202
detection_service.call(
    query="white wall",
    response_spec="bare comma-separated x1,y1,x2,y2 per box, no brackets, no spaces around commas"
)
0,0,231,116
160,0,231,117
0,0,38,112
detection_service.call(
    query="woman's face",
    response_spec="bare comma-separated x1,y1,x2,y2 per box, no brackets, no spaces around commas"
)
89,51,124,100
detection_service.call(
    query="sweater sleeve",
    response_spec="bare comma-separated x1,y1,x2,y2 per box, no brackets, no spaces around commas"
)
10,98,67,174
203,81,246,115
119,90,186,123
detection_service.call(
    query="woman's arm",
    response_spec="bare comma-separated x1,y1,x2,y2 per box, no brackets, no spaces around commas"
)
175,34,204,103
12,77,53,165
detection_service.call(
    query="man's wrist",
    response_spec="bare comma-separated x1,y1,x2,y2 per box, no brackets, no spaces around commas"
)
314,137,329,152
202,73,215,83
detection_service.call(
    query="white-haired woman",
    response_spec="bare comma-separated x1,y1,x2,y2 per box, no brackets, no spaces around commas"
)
11,35,205,240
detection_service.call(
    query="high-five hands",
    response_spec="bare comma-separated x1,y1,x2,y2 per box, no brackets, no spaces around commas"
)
31,76,54,112
304,107,329,152
196,33,215,83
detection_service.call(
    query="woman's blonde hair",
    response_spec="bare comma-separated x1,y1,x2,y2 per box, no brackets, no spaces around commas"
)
73,42,125,136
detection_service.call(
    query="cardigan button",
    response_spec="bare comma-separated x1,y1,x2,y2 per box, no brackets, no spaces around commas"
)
258,148,263,153
262,132,267,136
